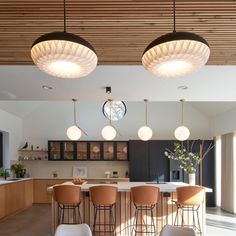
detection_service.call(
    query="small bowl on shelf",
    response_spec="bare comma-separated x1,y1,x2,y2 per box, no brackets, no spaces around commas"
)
72,178,86,185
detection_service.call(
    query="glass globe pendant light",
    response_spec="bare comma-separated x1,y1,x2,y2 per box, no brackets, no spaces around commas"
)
67,99,87,140
31,0,97,79
101,99,117,141
174,99,190,141
142,0,210,78
138,99,153,141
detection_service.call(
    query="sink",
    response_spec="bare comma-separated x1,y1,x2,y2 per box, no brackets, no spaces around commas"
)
5,178,22,181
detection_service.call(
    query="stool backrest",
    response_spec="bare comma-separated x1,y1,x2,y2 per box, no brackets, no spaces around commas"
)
89,185,117,205
160,225,196,236
53,185,81,205
131,185,160,205
177,186,205,206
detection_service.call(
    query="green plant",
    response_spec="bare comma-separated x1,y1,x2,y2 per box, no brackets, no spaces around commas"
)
0,167,10,178
11,163,24,174
164,141,214,174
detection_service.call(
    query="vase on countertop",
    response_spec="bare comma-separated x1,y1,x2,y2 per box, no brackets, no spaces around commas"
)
188,173,196,185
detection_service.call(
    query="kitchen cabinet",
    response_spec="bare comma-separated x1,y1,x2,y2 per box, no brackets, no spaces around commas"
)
129,140,170,182
0,180,33,219
129,140,149,181
34,179,69,203
48,140,128,161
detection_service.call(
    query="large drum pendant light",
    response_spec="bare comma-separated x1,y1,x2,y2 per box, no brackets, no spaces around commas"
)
142,0,210,78
31,0,97,79
102,99,117,140
67,99,87,140
174,99,190,141
138,99,153,141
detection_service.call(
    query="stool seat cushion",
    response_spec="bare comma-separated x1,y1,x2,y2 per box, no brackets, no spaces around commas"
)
54,224,92,236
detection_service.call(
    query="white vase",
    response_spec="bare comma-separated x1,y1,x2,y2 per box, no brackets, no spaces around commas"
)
188,173,196,185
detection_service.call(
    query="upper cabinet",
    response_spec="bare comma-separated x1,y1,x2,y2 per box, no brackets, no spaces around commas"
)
48,141,128,161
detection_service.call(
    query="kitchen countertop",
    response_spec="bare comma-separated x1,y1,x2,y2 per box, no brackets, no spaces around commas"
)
0,177,129,185
47,181,213,193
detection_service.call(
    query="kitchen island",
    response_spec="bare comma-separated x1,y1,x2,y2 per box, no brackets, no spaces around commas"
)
48,181,212,235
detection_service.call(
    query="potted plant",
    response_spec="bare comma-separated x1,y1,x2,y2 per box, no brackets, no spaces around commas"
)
11,163,25,178
0,167,10,179
164,141,214,185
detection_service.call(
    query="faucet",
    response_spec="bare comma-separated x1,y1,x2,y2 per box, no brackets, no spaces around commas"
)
4,168,11,180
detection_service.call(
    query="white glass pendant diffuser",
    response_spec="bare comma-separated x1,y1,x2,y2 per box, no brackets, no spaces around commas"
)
138,99,153,141
102,99,117,140
31,0,97,79
142,0,210,78
174,99,190,141
67,99,87,140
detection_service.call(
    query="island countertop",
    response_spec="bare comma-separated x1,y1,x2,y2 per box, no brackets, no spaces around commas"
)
47,181,212,193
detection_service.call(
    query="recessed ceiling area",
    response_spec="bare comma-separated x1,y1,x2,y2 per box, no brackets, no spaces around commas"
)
0,65,236,101
0,0,235,65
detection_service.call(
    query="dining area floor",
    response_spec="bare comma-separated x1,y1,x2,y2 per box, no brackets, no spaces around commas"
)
0,204,235,236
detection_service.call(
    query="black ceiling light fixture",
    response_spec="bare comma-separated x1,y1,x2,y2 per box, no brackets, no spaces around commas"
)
31,0,97,79
142,0,210,78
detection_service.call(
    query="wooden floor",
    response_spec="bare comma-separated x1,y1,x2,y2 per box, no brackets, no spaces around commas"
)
0,205,235,236
0,204,51,236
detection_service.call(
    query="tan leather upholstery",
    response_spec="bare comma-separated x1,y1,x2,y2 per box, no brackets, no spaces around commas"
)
89,185,117,205
131,185,160,205
176,186,205,206
53,185,81,205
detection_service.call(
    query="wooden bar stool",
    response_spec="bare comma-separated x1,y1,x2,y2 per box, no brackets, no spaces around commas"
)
54,185,82,225
90,185,118,236
173,186,205,235
131,185,160,236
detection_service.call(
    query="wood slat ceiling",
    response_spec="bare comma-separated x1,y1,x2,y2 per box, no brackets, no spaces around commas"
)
0,0,236,65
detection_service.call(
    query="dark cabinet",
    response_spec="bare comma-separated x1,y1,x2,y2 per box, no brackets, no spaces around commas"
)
129,140,170,182
129,141,149,181
149,141,170,183
48,140,128,161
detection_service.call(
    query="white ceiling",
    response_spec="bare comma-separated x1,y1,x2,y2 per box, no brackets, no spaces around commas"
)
1,65,236,101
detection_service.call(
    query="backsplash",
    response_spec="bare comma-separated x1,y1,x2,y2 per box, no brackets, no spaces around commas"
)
22,160,129,178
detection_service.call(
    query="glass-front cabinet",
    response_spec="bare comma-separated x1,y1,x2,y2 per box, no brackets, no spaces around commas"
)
76,142,88,160
48,140,128,161
63,142,75,160
48,141,61,160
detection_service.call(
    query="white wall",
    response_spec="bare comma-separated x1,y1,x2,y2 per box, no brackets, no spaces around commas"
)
0,108,22,167
211,107,236,136
19,101,211,178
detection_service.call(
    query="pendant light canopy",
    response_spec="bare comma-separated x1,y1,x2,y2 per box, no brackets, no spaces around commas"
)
174,99,190,141
67,99,87,140
138,99,153,141
101,99,117,140
142,0,210,78
31,0,97,79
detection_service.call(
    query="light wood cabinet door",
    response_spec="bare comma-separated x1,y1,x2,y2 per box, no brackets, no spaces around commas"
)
34,179,70,203
0,180,33,219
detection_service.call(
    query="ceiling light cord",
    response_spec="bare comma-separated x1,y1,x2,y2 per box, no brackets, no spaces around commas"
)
73,99,77,125
173,0,176,32
144,99,148,126
64,0,66,32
